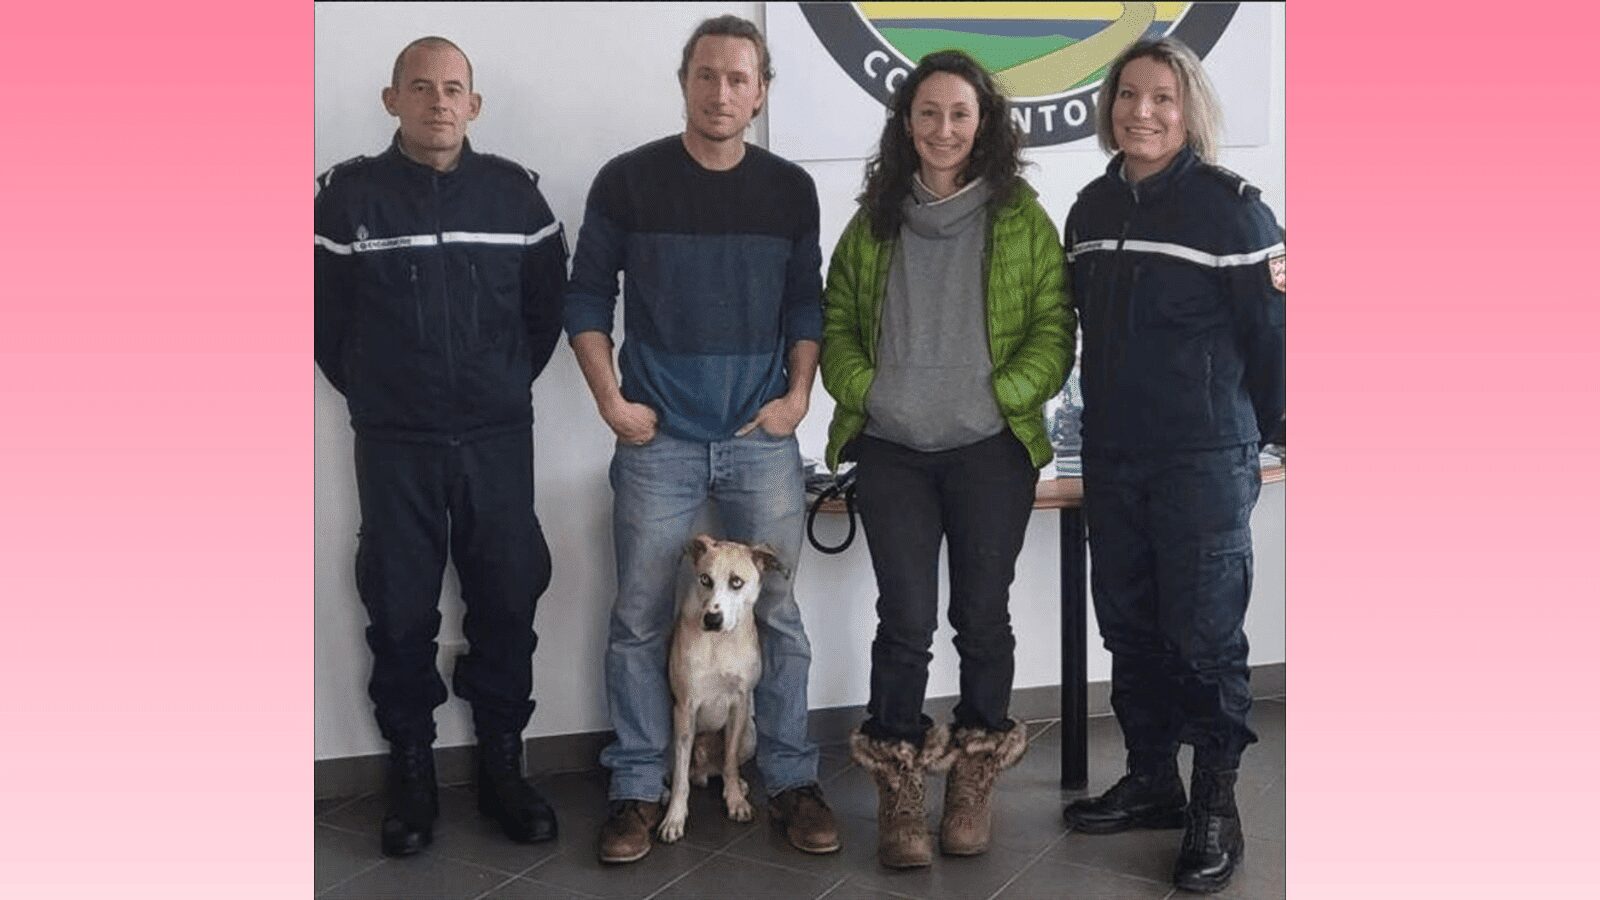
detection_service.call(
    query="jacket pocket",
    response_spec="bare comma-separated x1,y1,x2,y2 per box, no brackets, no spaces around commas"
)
1199,526,1253,607
1071,257,1100,326
1180,526,1254,652
471,253,523,348
1136,262,1225,328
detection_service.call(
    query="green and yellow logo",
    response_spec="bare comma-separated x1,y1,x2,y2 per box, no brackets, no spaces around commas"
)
799,2,1238,147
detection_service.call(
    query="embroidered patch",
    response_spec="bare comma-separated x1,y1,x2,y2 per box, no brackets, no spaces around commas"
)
1268,254,1286,292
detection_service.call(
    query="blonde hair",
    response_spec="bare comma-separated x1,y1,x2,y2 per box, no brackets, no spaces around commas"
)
1094,37,1222,164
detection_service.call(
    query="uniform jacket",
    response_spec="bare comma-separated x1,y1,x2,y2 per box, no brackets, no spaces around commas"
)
1065,147,1285,453
821,180,1074,470
315,135,568,443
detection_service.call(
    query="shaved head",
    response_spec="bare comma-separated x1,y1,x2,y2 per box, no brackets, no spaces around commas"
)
391,36,473,90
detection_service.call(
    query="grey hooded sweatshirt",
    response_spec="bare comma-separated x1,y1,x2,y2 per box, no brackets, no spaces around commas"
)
863,175,1004,451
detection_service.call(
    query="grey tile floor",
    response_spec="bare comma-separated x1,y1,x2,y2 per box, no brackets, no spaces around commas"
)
316,698,1285,899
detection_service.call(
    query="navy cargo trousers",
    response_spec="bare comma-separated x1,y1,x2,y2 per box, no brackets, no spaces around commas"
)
352,428,552,746
1082,444,1262,771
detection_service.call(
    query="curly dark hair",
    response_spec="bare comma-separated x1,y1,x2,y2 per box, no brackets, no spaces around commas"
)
859,50,1024,241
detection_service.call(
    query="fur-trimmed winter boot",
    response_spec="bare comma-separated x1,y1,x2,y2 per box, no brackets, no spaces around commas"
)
849,725,955,869
939,722,1028,856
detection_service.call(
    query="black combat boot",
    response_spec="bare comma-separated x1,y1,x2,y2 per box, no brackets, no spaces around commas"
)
476,731,558,843
1063,759,1187,834
380,742,438,857
1172,767,1244,893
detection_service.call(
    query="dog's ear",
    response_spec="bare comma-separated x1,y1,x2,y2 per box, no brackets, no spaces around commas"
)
749,543,790,579
685,534,717,563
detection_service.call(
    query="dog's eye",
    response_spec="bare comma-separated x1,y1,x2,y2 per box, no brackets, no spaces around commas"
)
699,573,713,588
729,575,743,589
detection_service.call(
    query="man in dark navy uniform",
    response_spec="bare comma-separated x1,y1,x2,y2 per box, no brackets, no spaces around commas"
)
315,36,566,857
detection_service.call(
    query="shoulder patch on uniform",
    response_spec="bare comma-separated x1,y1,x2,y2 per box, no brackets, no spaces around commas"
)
1268,252,1285,292
316,154,369,191
1200,163,1260,199
480,152,540,187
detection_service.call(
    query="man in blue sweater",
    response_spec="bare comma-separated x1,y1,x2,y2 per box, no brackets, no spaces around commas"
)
564,15,839,865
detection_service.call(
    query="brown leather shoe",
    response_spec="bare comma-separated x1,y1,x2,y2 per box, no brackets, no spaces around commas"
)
597,799,663,864
768,784,841,854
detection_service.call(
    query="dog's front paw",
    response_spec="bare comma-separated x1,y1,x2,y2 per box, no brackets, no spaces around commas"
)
724,778,754,822
658,810,687,843
725,794,754,822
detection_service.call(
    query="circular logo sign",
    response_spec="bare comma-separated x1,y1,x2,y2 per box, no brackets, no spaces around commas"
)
799,2,1238,148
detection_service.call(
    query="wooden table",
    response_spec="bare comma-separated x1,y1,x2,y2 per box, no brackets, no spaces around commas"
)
817,458,1285,789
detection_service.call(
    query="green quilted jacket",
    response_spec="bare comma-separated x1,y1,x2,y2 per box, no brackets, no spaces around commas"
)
821,180,1075,470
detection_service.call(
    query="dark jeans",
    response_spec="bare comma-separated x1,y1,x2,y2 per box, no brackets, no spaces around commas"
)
853,432,1037,744
352,429,552,747
1082,444,1261,771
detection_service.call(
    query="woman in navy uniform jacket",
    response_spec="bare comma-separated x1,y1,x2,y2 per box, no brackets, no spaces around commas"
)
1059,38,1284,895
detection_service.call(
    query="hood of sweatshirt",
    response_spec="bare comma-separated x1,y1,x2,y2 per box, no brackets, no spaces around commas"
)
902,174,991,240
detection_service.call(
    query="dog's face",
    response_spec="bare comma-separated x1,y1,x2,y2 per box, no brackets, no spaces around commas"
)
684,535,788,633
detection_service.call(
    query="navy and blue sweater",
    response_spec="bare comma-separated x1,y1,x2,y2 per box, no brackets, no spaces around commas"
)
563,136,824,442
1065,147,1285,453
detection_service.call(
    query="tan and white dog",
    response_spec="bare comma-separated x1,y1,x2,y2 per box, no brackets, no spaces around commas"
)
657,534,787,844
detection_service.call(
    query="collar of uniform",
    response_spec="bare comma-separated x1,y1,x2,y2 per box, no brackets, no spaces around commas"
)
382,131,477,179
1106,144,1197,201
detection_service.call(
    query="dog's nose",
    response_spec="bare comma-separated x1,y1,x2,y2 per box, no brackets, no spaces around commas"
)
702,611,724,631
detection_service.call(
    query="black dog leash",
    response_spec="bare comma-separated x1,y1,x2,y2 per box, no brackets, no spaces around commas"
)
805,472,858,554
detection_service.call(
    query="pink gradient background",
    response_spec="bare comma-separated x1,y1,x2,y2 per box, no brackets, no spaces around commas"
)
0,2,312,897
0,1,1592,896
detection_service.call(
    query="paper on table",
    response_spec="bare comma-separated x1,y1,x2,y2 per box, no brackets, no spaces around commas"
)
1044,449,1284,481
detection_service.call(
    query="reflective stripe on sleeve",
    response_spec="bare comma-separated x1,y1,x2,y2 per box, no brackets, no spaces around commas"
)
314,234,352,255
317,226,564,254
1069,239,1286,268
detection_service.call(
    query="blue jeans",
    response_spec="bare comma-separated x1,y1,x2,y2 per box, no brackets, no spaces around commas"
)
600,428,820,802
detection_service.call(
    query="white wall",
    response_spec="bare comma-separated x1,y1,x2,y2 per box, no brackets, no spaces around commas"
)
315,2,1286,760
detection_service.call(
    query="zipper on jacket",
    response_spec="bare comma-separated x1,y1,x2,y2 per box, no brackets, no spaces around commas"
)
1102,210,1135,393
981,223,996,365
1204,349,1215,424
868,235,894,366
409,264,424,341
431,173,455,396
1126,264,1142,336
469,262,481,343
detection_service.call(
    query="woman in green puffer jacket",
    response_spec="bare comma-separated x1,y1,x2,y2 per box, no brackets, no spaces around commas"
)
821,50,1075,870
